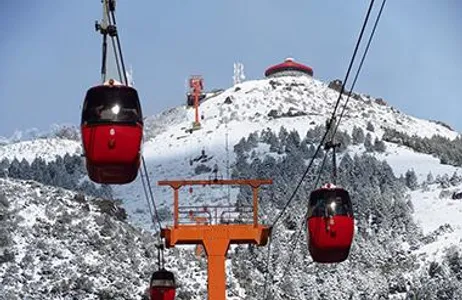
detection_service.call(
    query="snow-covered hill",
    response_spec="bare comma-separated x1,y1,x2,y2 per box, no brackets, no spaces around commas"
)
410,182,462,262
0,138,82,163
0,178,157,299
0,178,256,300
116,75,462,230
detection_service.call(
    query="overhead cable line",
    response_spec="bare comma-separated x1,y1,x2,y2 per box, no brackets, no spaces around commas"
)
334,0,388,136
107,3,129,85
140,164,162,233
141,156,163,232
280,152,329,280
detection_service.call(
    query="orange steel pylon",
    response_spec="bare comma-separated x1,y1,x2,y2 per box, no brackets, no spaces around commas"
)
189,213,208,258
159,179,272,300
189,76,204,128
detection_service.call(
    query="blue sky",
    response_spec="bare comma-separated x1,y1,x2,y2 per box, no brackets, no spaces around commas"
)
1,0,461,137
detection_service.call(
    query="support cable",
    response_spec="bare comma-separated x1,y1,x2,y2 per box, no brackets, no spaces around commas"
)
141,156,163,233
108,7,129,85
334,0,387,136
280,152,329,281
140,165,157,229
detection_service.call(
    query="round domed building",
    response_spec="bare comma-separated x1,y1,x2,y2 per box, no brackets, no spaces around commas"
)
264,57,314,78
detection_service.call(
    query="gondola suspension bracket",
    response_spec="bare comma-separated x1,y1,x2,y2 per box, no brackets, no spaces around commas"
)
324,117,341,184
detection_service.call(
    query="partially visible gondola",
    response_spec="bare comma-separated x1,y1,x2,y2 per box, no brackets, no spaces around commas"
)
149,268,176,300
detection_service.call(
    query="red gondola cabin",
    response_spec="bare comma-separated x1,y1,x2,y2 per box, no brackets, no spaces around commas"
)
81,79,143,184
307,184,354,263
150,269,176,300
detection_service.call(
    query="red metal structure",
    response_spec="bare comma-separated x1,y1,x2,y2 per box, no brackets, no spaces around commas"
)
306,183,354,263
187,76,204,129
264,57,314,77
159,179,272,300
81,79,143,184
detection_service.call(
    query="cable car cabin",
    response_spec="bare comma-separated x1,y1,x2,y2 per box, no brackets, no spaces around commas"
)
150,269,176,300
186,93,206,107
81,80,143,184
307,185,354,263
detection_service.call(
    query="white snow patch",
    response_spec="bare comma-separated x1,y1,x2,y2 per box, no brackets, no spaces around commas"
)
410,184,462,262
375,143,459,182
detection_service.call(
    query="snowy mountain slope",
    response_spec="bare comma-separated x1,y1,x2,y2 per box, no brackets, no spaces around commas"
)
0,75,457,166
0,178,256,300
0,178,156,299
374,143,460,182
113,76,461,230
2,75,459,232
410,183,462,262
143,76,458,145
0,124,80,144
0,138,82,163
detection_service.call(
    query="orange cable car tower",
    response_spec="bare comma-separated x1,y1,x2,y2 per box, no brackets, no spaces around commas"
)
159,178,272,300
187,75,205,131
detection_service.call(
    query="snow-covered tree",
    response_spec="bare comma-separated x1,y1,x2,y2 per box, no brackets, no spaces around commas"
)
404,169,418,190
0,158,9,178
7,158,21,178
366,121,375,132
364,133,373,152
374,138,386,152
352,126,365,145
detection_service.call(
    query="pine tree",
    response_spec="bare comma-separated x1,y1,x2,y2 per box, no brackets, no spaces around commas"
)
366,121,375,132
449,172,462,186
8,158,21,178
364,133,373,152
234,137,247,156
404,169,418,190
0,158,9,178
300,139,314,160
305,125,324,144
426,172,434,184
285,130,301,153
437,173,451,188
261,128,280,153
246,132,259,149
374,138,386,152
278,126,289,150
19,158,32,180
352,126,365,145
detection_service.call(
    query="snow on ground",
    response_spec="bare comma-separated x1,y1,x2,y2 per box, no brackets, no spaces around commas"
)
410,184,462,263
143,76,459,158
375,143,459,182
411,185,462,234
117,72,462,231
